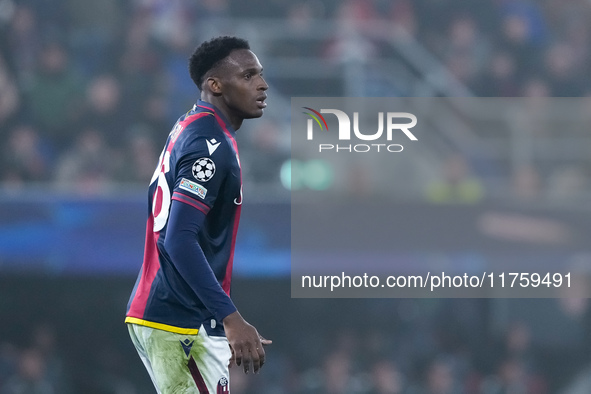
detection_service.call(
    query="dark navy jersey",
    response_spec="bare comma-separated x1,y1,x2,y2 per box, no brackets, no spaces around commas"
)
126,100,242,335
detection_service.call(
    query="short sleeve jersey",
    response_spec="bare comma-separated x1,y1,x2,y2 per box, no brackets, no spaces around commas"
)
125,100,242,335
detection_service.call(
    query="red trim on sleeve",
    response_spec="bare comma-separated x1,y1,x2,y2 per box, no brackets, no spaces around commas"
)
172,192,210,215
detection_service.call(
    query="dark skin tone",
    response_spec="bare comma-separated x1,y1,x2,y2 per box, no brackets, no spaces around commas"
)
201,49,268,131
200,49,271,374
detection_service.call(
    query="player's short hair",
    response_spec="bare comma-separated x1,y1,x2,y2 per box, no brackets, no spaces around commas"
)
189,36,250,90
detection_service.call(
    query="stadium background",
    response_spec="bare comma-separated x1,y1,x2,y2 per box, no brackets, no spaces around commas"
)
2,0,591,393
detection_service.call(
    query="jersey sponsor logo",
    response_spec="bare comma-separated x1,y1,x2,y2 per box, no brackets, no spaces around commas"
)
234,185,243,205
192,158,216,182
180,338,194,358
217,377,229,393
207,138,221,155
179,178,207,199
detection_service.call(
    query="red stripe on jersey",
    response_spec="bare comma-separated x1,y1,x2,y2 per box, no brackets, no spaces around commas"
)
188,356,210,393
127,216,161,318
165,112,213,156
196,104,240,160
222,204,241,295
172,192,210,215
180,111,213,130
212,110,240,161
213,112,241,295
197,104,242,296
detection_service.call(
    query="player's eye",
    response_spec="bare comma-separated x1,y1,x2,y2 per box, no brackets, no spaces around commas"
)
244,73,252,80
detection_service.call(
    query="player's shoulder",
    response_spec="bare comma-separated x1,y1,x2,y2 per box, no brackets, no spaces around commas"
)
174,116,234,161
175,111,222,147
183,110,221,138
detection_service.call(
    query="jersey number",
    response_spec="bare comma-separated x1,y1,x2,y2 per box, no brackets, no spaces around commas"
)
151,150,171,232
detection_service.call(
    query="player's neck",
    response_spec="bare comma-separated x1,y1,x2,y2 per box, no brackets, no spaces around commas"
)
200,95,243,131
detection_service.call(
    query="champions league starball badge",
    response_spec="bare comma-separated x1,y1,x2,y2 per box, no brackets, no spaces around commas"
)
192,158,216,182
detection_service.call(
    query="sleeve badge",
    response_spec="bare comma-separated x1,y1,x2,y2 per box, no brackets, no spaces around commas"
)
192,158,216,182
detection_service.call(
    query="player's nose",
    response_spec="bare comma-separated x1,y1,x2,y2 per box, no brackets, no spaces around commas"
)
258,75,268,91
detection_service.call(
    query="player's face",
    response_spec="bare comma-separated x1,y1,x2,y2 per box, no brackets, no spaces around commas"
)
219,49,268,121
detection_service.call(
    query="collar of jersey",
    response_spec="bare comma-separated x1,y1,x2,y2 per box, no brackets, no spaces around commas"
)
195,100,236,134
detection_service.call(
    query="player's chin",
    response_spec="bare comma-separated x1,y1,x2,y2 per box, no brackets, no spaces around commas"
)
245,108,265,119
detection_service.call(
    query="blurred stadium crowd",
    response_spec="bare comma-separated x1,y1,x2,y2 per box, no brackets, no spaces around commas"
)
1,0,591,196
2,0,591,393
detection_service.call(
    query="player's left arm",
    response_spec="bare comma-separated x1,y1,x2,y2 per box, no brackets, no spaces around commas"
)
167,135,272,373
164,201,237,322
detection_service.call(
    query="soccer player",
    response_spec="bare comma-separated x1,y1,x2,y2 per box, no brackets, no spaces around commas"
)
125,36,270,393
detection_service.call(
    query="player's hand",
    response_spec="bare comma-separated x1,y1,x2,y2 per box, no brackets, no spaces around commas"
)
223,311,272,374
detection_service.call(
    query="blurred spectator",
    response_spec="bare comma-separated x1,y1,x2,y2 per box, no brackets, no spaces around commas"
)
54,127,122,194
79,74,129,147
139,92,170,139
123,127,159,183
93,346,138,394
386,0,417,38
425,154,484,204
161,29,200,124
520,77,551,98
497,0,548,77
313,350,360,394
411,357,464,394
31,325,71,394
0,343,18,388
544,42,584,97
118,13,164,123
1,124,52,188
367,359,406,394
323,0,380,92
0,348,55,394
511,164,541,201
333,0,378,33
277,1,327,58
286,1,316,33
28,0,68,40
4,4,40,86
480,357,546,394
195,0,230,37
66,0,125,76
441,14,489,87
242,118,290,186
0,54,19,124
137,0,197,46
474,50,519,97
485,321,544,389
26,42,83,151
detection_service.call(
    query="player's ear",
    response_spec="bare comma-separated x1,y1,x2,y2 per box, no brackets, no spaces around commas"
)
206,77,223,95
